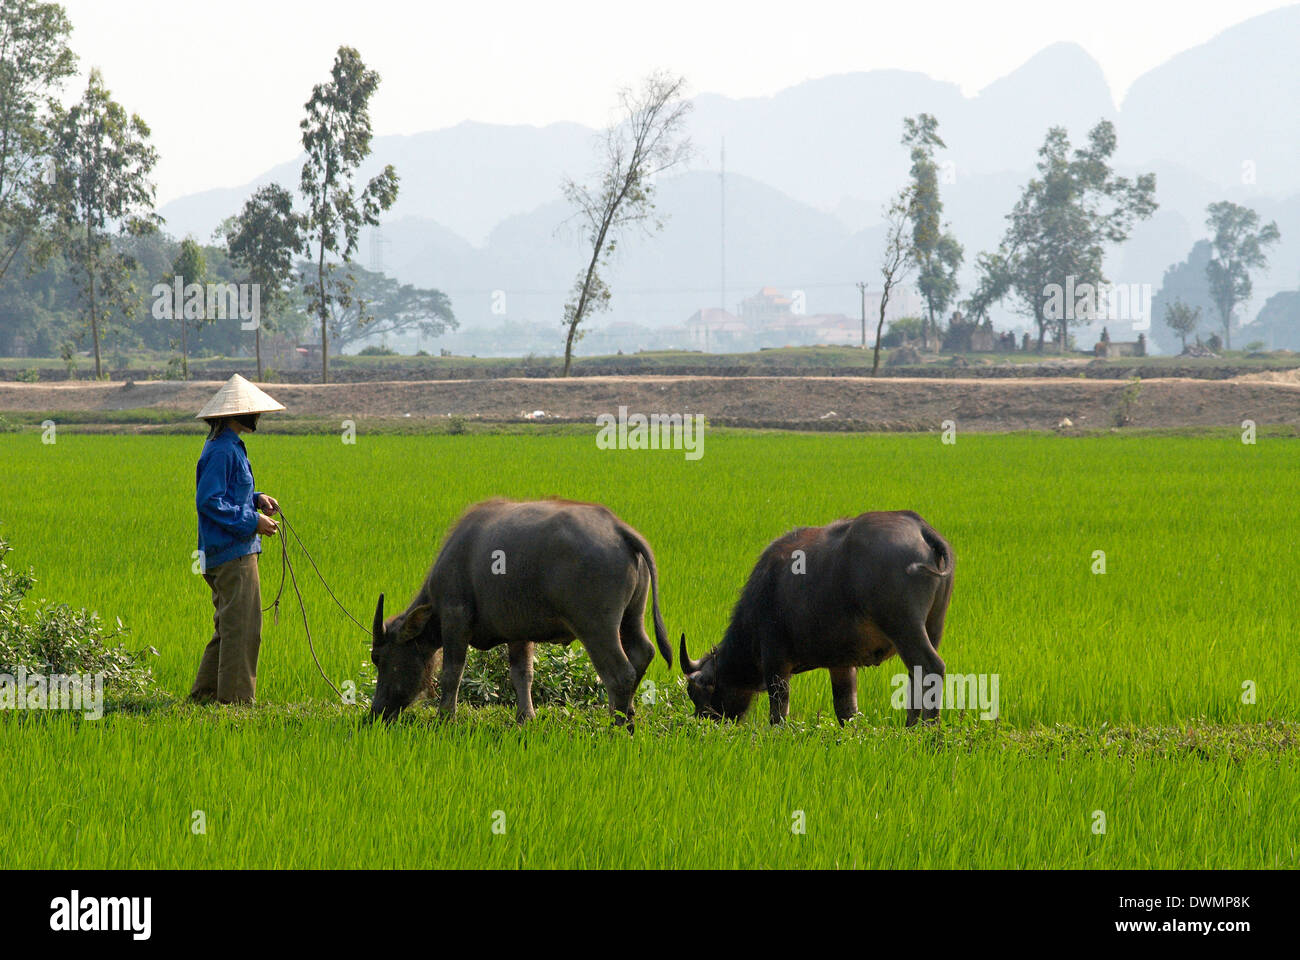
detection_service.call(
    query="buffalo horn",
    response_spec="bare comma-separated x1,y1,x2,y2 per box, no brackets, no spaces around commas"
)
679,633,701,674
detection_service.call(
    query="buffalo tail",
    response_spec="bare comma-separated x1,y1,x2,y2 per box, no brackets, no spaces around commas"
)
619,526,672,666
907,525,954,578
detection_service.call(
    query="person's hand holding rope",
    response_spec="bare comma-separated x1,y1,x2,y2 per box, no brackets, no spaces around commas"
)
256,494,280,536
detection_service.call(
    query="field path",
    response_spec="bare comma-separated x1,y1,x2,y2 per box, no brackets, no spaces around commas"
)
3,374,1300,431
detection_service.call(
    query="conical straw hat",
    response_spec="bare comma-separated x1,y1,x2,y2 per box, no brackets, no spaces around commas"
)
195,374,286,420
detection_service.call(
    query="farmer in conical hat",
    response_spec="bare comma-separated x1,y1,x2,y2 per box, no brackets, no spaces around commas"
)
190,375,285,704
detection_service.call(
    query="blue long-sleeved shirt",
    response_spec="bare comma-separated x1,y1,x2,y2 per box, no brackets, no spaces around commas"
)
195,429,263,572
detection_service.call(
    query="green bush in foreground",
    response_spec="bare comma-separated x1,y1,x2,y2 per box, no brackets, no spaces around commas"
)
0,535,162,708
453,644,605,709
354,641,604,711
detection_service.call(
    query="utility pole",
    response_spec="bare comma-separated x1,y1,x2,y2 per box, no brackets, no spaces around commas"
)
369,227,389,274
720,138,726,316
857,281,868,349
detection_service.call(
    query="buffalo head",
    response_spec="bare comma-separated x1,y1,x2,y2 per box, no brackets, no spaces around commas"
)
370,594,438,721
679,633,753,721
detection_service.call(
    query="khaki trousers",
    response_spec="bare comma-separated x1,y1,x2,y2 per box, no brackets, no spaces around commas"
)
190,553,262,704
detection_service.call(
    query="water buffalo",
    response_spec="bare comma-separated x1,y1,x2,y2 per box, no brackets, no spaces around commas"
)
370,498,670,726
680,510,953,726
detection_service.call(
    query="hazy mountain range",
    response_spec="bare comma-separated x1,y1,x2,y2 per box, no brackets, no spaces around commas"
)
160,6,1300,353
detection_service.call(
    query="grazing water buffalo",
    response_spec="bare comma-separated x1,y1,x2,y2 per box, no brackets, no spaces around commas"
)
680,510,953,726
370,498,670,725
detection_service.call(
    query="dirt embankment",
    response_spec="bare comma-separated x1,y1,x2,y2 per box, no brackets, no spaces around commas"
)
5,358,1294,383
1233,368,1300,385
3,374,1300,432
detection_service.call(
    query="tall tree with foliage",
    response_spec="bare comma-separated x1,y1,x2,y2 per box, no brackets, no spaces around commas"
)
560,71,691,376
48,69,159,378
299,46,398,384
901,114,962,343
0,0,77,283
164,237,205,379
226,183,305,379
974,121,1156,352
872,189,915,375
1204,201,1280,350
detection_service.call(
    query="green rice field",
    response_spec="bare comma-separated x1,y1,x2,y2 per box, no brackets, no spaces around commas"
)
1,428,1297,868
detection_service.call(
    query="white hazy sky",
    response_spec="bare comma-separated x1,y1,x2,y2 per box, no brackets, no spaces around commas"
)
58,0,1294,204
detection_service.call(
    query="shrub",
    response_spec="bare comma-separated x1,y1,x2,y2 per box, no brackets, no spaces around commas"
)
354,643,605,712
1114,376,1142,427
358,345,397,356
0,535,162,710
881,316,924,348
450,645,605,709
59,343,78,379
15,368,40,383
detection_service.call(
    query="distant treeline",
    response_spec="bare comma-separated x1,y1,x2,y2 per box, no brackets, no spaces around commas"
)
0,232,274,359
0,1,454,383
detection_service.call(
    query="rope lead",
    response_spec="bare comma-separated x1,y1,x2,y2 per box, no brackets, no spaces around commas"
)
262,506,368,702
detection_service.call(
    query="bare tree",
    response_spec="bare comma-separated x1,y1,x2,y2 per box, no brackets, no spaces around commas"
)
560,72,691,376
872,189,916,375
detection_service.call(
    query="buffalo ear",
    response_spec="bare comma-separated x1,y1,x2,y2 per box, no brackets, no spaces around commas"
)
398,604,434,643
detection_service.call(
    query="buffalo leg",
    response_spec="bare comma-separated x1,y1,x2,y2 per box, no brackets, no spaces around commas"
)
829,666,858,725
507,641,536,723
582,626,638,730
438,642,468,717
892,627,945,727
766,671,792,725
926,575,953,653
619,609,656,718
437,606,471,718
